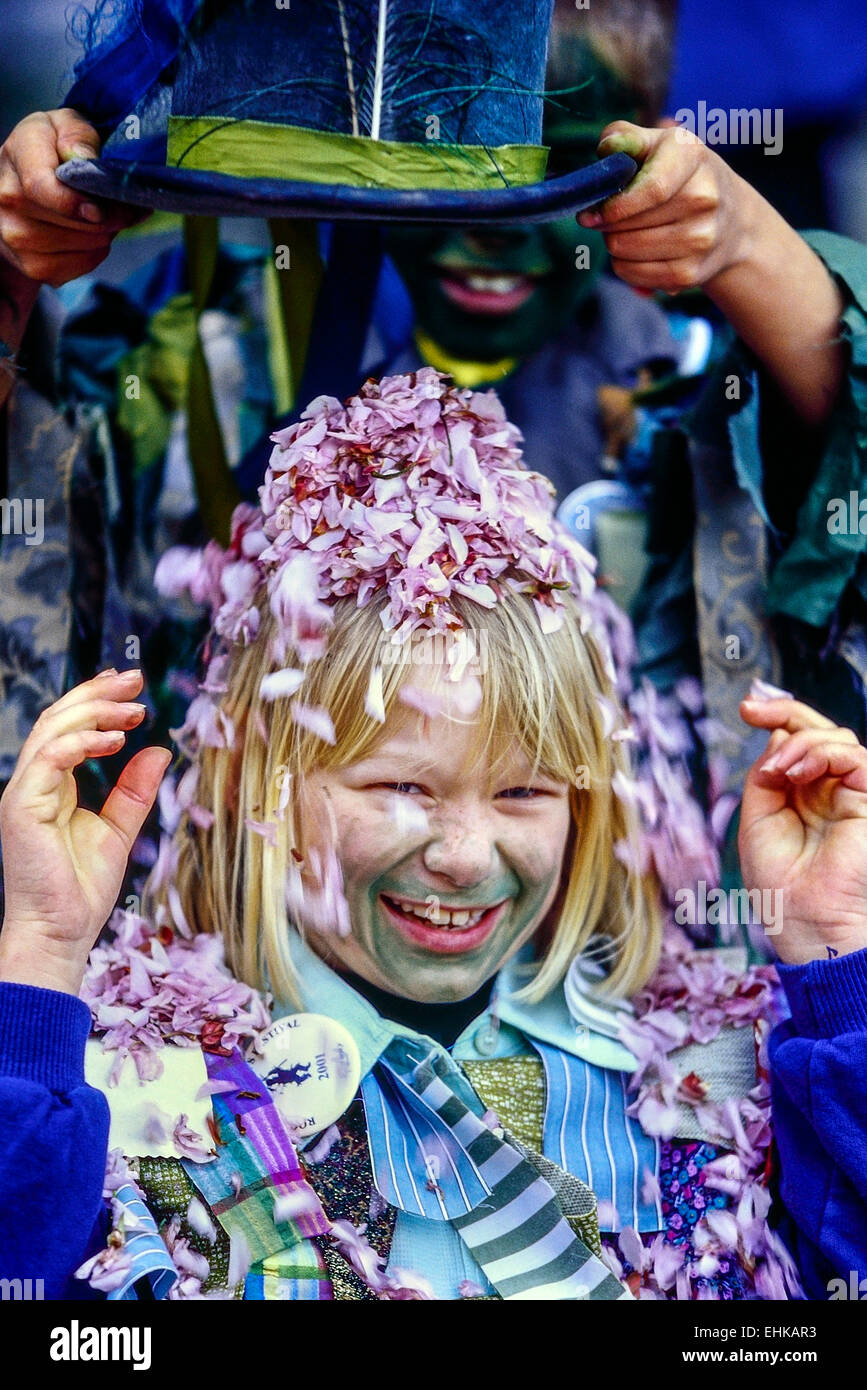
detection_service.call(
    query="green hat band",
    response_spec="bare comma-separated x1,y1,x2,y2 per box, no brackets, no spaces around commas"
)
166,116,549,191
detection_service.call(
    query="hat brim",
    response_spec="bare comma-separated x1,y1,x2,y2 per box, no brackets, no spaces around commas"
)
56,152,636,224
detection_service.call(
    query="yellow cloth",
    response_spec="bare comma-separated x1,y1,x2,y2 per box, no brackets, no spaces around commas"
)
414,329,519,388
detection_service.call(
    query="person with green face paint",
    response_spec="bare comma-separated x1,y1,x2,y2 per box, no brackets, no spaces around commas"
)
382,14,680,503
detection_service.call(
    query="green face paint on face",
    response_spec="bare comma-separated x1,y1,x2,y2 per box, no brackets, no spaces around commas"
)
303,671,573,1003
387,220,608,363
386,40,640,366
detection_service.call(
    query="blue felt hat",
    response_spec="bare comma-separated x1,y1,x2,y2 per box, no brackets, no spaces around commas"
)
57,0,636,222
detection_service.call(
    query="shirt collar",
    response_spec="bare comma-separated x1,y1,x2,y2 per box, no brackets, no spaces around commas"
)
281,932,638,1076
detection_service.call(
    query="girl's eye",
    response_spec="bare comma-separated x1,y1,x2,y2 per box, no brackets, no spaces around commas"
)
497,786,541,800
382,782,425,795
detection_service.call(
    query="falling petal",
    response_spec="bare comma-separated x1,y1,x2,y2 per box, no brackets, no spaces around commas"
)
195,1078,239,1100
227,1230,253,1286
399,684,447,718
641,1167,661,1206
365,665,386,723
449,674,482,716
596,1199,618,1231
291,702,336,744
260,668,306,701
328,1219,388,1292
74,1244,134,1293
381,1267,436,1300
141,1103,172,1146
304,1125,341,1164
186,1197,217,1243
173,1114,211,1161
245,817,279,848
595,695,617,740
618,1225,647,1272
273,1188,323,1224
387,795,429,837
167,884,193,939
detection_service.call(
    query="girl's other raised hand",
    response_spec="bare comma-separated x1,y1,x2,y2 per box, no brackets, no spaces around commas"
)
0,670,171,995
738,695,867,964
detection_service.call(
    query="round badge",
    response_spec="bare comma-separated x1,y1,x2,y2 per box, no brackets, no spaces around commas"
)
251,1013,361,1139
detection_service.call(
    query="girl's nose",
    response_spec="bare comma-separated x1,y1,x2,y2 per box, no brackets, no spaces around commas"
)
421,816,495,887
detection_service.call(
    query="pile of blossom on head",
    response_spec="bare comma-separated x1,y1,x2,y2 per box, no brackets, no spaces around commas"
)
150,367,715,1006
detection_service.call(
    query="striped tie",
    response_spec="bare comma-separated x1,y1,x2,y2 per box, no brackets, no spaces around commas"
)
371,1039,630,1301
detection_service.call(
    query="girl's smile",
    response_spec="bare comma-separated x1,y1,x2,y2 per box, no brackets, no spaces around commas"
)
379,893,510,955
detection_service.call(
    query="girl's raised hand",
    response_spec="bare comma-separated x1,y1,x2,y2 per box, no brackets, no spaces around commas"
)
738,696,867,964
0,670,171,995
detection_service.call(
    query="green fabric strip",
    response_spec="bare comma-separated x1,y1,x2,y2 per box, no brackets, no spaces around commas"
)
182,214,241,545
265,219,323,413
168,116,548,190
115,293,197,476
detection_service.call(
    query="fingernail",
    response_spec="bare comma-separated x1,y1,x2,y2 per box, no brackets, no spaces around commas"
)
129,703,146,715
749,678,794,702
786,759,807,778
579,211,603,227
96,666,118,677
79,202,104,222
760,755,780,774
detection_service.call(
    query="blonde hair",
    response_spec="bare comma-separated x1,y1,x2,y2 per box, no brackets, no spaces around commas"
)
145,591,661,1007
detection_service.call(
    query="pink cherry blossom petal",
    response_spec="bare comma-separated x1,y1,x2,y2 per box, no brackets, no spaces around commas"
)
260,668,306,701
245,817,279,848
364,666,386,723
290,701,336,744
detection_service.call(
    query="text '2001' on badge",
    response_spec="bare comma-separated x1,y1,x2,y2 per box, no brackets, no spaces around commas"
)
251,1013,361,1138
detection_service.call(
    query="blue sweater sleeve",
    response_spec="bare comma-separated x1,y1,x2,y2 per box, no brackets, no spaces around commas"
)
0,982,111,1299
769,948,867,1299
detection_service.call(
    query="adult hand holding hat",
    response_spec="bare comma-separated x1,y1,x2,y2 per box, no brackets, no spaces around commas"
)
0,108,151,287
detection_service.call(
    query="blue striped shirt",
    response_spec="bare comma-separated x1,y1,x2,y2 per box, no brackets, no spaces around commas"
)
282,935,661,1300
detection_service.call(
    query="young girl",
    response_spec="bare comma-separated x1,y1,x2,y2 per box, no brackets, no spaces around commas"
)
1,369,866,1302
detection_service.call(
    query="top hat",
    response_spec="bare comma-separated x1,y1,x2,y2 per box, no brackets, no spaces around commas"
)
57,0,636,223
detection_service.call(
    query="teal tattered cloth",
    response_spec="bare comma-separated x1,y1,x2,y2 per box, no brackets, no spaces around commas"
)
650,231,867,794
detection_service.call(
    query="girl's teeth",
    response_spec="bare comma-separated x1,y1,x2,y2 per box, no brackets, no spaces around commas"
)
390,898,487,929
